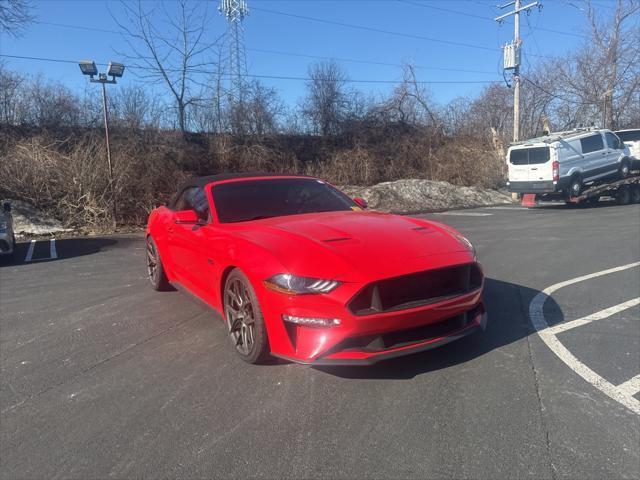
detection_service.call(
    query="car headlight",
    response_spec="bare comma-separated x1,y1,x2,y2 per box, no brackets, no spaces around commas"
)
0,222,7,232
454,233,477,260
264,274,341,295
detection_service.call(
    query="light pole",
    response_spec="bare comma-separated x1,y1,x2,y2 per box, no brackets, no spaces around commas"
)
79,60,125,228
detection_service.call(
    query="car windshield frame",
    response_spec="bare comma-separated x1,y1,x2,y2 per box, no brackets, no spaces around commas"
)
211,177,358,223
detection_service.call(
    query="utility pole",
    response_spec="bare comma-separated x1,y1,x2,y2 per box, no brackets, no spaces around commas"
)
495,1,541,143
219,0,249,106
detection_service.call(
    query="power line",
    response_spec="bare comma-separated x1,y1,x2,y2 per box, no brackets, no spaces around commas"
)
251,5,556,59
251,6,498,53
0,54,500,85
31,19,497,75
398,0,589,39
247,47,497,74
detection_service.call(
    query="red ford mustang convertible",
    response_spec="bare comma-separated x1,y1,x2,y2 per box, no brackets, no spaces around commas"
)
146,174,487,365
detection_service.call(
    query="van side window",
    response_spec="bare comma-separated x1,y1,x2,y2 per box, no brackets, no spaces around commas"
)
605,132,621,150
580,134,604,153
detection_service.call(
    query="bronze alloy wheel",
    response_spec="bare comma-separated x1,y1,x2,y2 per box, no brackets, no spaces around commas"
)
223,269,270,363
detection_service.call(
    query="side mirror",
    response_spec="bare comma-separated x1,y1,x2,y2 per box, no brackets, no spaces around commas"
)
174,209,200,224
3,202,11,213
353,197,368,209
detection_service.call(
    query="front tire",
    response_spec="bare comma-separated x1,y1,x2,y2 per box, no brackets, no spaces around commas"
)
146,236,172,291
631,186,640,204
223,269,270,364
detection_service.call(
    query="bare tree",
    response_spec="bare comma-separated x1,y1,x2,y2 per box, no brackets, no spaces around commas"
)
109,85,165,130
229,80,284,136
0,63,24,124
113,0,220,133
553,0,639,129
302,60,350,136
0,0,34,37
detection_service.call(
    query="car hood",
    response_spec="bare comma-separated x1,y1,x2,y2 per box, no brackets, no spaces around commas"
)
230,211,473,280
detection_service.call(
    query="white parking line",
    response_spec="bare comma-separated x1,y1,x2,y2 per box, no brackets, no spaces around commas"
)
24,239,58,262
24,240,36,262
49,239,57,259
529,262,640,415
617,375,640,398
548,298,640,335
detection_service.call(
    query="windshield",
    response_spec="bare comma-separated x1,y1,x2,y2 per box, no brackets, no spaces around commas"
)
616,130,640,142
212,178,357,223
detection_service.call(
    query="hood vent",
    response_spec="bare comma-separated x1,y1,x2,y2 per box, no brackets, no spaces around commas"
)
322,237,352,243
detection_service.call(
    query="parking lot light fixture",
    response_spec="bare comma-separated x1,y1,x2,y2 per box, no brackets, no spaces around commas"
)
79,59,125,228
78,60,98,77
107,62,125,79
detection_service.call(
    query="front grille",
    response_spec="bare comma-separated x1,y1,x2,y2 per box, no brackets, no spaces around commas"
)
334,305,482,353
348,263,482,316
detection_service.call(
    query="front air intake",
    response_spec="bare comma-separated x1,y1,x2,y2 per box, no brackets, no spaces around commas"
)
348,263,482,316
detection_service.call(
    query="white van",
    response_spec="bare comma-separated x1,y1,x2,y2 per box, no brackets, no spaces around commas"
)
506,128,632,198
615,129,640,168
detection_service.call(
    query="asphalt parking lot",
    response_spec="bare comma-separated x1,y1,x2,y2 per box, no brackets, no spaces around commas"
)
1,202,639,479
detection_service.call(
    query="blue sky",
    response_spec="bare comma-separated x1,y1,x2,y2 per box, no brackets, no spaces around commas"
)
0,0,617,107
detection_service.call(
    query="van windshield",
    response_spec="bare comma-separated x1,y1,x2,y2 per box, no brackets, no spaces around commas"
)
509,147,550,165
616,130,640,142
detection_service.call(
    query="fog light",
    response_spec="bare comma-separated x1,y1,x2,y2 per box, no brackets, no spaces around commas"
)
282,315,340,327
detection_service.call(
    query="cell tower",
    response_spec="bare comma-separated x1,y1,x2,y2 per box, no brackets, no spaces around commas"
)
219,0,249,104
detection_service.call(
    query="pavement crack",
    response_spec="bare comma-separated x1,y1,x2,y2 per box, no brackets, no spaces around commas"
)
518,285,558,480
1,312,204,415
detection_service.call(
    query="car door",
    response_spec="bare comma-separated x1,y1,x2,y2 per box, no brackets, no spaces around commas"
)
579,133,605,181
170,187,215,300
604,131,624,175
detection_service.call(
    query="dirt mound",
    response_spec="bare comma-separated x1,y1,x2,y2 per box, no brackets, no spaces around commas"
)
2,199,70,236
341,179,513,213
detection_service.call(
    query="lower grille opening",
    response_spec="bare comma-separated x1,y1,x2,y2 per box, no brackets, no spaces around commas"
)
0,240,10,253
348,263,482,315
336,310,477,353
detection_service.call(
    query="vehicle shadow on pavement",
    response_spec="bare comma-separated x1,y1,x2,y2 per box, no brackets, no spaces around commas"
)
0,236,134,267
315,278,562,380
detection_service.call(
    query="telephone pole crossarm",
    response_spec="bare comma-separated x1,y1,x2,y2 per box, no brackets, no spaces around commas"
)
494,0,542,143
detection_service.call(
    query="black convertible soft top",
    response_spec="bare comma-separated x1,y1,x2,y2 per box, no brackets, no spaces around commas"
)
178,172,312,189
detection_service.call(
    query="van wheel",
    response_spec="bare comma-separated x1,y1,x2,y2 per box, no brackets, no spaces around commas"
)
630,186,640,204
567,175,582,198
618,161,630,179
616,187,631,205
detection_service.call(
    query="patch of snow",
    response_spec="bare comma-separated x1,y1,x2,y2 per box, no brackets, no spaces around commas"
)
2,199,70,236
341,179,513,213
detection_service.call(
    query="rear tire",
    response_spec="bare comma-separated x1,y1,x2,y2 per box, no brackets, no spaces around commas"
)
146,236,172,291
566,175,582,198
616,187,631,205
630,186,640,204
618,160,630,179
223,269,270,364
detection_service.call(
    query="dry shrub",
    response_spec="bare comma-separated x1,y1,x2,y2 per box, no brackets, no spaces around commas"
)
306,147,377,185
0,127,505,230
